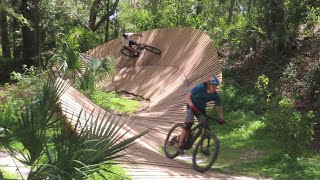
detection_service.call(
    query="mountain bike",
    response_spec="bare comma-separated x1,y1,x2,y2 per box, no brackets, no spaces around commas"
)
164,114,220,173
121,43,161,57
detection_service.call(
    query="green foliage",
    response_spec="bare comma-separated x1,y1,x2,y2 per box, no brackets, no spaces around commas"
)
220,82,266,114
94,56,117,89
65,27,102,52
255,74,272,101
0,96,20,131
227,153,320,180
0,66,48,143
214,78,319,179
264,98,316,157
49,41,85,83
79,68,96,95
78,55,117,96
101,56,116,77
3,77,148,179
225,20,267,53
92,90,140,113
118,3,154,31
118,0,230,32
78,57,103,95
206,92,318,180
10,65,43,87
307,64,320,109
88,164,130,180
0,169,20,180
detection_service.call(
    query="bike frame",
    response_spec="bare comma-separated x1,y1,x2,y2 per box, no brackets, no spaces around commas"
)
184,115,219,149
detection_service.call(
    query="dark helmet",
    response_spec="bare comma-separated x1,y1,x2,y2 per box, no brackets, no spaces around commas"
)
208,76,220,85
122,33,128,38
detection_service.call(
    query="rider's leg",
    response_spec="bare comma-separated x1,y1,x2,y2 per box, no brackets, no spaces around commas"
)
178,122,193,146
123,45,136,53
178,107,195,150
129,40,139,55
197,112,208,128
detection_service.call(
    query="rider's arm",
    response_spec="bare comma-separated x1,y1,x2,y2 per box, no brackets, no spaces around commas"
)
127,32,142,37
185,92,194,107
216,106,224,120
122,38,136,52
133,33,142,37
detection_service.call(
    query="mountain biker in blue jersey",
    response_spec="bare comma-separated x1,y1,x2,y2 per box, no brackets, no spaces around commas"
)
177,76,225,154
122,32,142,56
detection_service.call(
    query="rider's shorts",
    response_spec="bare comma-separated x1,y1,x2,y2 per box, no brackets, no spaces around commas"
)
185,105,205,123
129,40,137,46
185,107,195,123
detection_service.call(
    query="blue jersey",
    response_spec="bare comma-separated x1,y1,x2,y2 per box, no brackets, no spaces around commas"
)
190,83,221,112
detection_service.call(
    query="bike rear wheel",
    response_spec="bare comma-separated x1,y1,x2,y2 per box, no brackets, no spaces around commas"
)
143,45,161,55
164,123,185,159
121,48,139,57
192,132,220,173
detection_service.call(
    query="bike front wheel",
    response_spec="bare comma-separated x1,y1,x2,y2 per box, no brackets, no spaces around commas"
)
164,123,185,159
143,45,161,55
192,132,220,173
121,48,139,57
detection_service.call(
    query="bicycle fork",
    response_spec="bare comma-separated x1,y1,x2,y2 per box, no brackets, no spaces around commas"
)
199,129,211,156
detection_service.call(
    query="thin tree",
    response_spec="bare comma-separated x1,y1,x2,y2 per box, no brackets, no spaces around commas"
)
21,0,40,66
104,0,111,42
88,0,119,32
227,0,236,25
0,0,11,61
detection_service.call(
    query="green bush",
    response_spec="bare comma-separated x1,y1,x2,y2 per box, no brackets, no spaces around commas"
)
92,90,140,113
307,64,320,110
3,77,147,179
0,97,20,130
265,98,315,157
1,65,44,132
220,83,266,114
65,27,102,52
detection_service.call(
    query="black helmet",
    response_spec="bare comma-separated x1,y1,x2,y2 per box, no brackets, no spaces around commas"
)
122,33,128,38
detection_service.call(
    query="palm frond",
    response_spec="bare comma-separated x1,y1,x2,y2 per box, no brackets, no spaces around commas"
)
6,76,149,179
49,108,150,178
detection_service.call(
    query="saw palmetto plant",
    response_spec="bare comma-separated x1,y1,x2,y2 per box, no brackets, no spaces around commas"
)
5,76,148,179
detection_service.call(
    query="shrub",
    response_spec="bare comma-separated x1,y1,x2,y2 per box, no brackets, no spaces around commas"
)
65,27,102,52
265,98,315,157
221,82,266,114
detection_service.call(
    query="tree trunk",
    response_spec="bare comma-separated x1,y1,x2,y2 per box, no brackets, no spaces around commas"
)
248,0,252,14
227,0,236,25
265,0,285,39
11,0,21,61
195,0,203,15
0,0,11,61
21,0,40,66
105,0,110,42
264,0,286,58
89,0,102,30
89,0,119,32
113,16,119,38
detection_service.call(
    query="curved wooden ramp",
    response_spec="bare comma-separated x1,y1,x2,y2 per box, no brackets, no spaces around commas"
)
59,27,259,179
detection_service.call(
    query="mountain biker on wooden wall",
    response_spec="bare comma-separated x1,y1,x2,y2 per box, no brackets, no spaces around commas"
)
177,76,225,154
121,32,142,56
